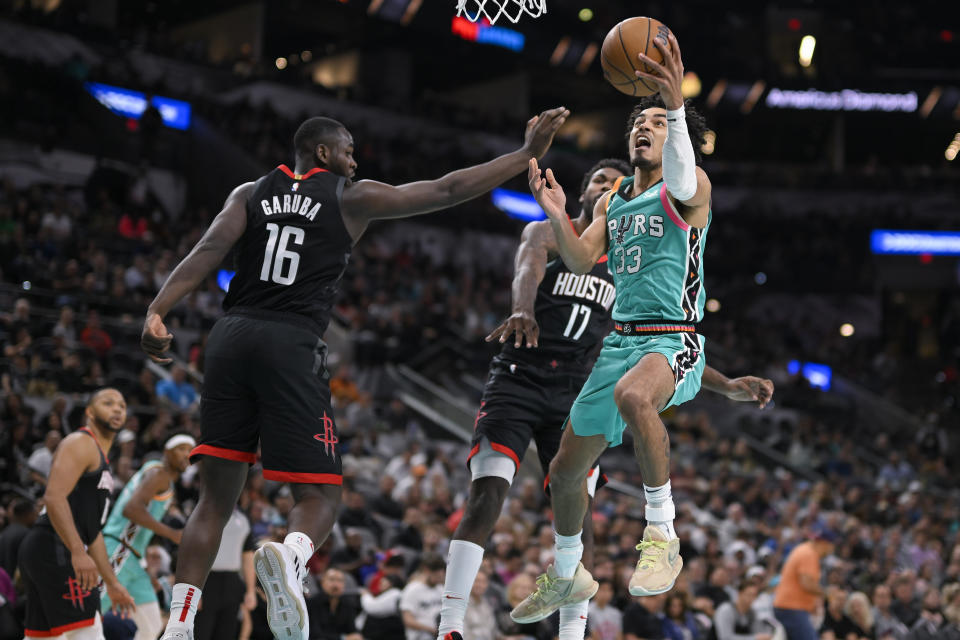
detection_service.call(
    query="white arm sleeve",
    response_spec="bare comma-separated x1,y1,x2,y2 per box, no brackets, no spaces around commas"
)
662,105,698,202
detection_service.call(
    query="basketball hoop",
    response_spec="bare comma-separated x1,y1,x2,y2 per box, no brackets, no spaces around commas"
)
456,0,546,24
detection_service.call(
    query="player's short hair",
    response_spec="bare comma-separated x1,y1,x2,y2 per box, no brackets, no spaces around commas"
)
10,497,35,519
579,158,632,195
294,117,347,159
89,387,122,406
625,95,708,165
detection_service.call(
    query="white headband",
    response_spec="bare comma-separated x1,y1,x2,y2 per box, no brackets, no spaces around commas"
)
165,434,197,451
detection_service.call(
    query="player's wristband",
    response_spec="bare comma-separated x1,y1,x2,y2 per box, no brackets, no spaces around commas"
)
663,105,697,201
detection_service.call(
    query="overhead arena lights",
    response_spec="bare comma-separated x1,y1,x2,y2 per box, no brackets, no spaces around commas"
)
491,188,545,221
766,88,918,113
84,82,192,130
798,35,816,67
787,360,832,391
870,230,960,255
451,16,524,51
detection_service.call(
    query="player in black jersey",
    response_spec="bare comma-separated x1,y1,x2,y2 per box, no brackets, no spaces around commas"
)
18,388,135,639
435,161,775,640
140,107,570,640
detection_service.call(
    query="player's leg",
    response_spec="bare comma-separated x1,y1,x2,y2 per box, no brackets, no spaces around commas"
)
254,321,343,640
130,601,163,640
437,446,514,639
510,424,607,624
437,358,540,640
613,340,698,596
163,316,259,640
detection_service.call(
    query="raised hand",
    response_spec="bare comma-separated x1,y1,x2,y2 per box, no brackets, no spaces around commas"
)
528,158,567,220
523,106,570,159
486,311,540,348
636,32,685,111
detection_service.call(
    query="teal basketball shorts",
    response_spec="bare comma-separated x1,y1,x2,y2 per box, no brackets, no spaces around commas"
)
569,331,705,446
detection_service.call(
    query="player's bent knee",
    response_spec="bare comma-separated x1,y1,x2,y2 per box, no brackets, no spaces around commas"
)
613,379,657,414
290,482,342,504
547,456,590,492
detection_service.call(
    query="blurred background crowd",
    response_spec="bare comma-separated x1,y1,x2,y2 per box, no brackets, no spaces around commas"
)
1,0,958,639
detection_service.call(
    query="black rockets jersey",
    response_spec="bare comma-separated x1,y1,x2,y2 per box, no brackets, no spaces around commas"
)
502,256,615,370
223,165,353,335
36,428,113,545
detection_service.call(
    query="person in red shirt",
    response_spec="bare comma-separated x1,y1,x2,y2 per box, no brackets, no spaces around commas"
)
81,310,113,359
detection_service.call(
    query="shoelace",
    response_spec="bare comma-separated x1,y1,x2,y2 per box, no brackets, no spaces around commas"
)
635,540,670,570
530,572,559,601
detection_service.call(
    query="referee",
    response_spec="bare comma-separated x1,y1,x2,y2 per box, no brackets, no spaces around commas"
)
193,506,257,640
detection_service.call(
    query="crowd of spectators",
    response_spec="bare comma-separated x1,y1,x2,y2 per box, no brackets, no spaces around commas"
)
0,9,958,640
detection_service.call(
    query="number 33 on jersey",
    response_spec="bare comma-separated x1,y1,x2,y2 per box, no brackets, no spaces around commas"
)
222,165,354,334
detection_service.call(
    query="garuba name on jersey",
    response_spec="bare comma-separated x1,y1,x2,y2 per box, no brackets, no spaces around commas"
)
604,176,710,323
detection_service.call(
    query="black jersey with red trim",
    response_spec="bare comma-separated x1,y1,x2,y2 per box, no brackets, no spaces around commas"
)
35,428,113,545
502,256,615,370
222,165,352,335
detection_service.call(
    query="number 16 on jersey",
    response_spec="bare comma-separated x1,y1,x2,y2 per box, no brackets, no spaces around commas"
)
261,223,304,285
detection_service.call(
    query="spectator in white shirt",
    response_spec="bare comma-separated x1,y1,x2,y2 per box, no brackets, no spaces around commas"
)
590,579,624,640
400,553,446,640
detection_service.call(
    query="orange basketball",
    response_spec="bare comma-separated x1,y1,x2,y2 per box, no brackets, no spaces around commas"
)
601,16,673,97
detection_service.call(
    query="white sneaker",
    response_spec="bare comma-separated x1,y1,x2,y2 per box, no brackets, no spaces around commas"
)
160,627,193,640
255,542,309,640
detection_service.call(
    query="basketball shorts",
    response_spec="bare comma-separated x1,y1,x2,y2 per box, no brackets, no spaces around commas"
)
194,314,342,485
18,526,101,637
569,331,705,446
468,355,607,492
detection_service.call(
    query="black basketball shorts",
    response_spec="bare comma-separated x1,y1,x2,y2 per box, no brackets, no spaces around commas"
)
19,526,100,637
194,314,342,485
468,355,607,492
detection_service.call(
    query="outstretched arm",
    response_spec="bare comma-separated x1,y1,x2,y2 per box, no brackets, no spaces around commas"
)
529,158,607,274
485,220,556,348
340,107,569,240
141,182,252,363
702,366,774,409
121,467,181,544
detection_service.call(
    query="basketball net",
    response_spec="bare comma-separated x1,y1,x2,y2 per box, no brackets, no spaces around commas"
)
456,0,546,24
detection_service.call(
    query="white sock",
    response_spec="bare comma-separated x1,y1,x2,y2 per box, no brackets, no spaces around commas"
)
554,531,583,579
284,531,314,575
644,480,677,539
437,539,484,639
167,583,202,630
559,600,589,640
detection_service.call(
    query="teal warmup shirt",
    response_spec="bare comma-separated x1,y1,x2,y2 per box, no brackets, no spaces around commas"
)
104,460,172,572
604,176,709,322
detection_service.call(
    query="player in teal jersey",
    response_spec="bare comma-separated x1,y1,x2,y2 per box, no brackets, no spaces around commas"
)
512,32,733,623
102,434,194,639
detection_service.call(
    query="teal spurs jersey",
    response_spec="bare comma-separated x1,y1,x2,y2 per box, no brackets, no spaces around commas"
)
604,176,710,323
104,460,173,572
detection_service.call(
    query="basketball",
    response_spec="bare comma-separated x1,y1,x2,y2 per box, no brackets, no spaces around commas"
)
601,16,673,96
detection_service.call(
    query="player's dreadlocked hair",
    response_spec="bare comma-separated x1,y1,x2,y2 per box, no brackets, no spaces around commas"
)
294,116,346,163
579,158,632,195
625,96,708,165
